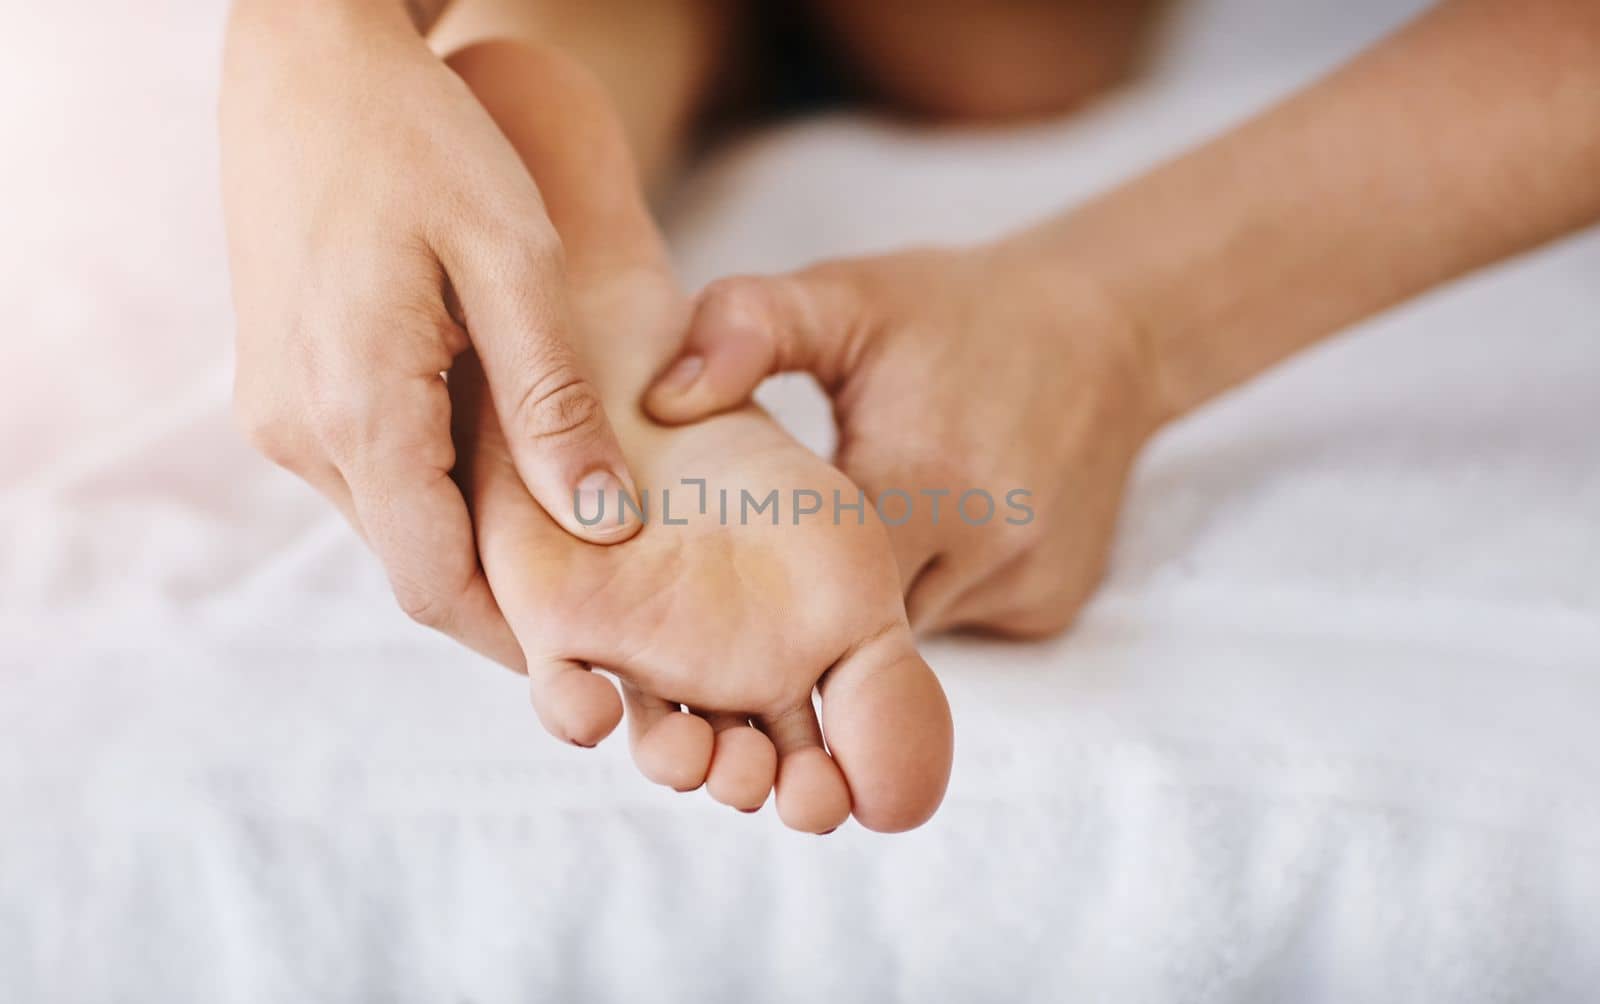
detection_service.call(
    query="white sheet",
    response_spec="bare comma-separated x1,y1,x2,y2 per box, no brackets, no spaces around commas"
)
3,1,1598,1001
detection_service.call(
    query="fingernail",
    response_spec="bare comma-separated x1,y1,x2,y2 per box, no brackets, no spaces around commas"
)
570,739,595,749
818,827,838,836
577,469,622,502
656,354,703,395
737,807,759,814
574,469,634,533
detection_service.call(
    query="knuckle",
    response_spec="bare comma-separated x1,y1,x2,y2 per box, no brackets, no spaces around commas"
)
510,366,605,444
374,298,467,369
696,276,776,337
1003,512,1049,551
392,580,456,631
1033,598,1083,637
232,394,302,468
995,602,1080,641
1010,568,1101,638
700,275,766,312
306,386,366,459
490,220,566,278
900,452,973,502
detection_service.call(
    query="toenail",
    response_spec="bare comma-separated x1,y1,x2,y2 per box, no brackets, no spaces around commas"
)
673,784,701,793
818,827,838,835
570,739,595,749
737,807,759,814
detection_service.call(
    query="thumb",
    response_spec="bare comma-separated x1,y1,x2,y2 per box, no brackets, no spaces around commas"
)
487,336,643,545
644,270,870,424
438,215,643,543
446,232,643,545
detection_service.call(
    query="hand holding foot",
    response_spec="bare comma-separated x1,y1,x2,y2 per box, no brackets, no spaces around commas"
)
648,0,1600,639
646,247,1160,638
450,40,953,833
221,1,641,671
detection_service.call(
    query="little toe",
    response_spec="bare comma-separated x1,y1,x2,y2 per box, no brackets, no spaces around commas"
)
819,626,953,832
703,713,777,812
528,659,623,748
759,703,851,834
626,686,714,792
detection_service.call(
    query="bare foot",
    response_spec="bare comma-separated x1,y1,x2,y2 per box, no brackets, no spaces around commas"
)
448,40,953,832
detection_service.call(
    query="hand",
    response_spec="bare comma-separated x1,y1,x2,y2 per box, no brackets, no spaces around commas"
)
220,2,639,667
437,37,952,833
456,270,952,833
644,245,1162,637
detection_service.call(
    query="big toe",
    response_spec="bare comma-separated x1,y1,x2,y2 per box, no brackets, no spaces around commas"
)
820,628,953,832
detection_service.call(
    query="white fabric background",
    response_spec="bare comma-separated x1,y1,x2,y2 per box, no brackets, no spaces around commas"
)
2,1,1598,1001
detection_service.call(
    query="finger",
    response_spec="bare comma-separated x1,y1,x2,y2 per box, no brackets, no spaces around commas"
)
334,368,527,671
441,229,642,546
625,687,714,792
304,467,534,663
757,702,851,834
918,551,1020,636
644,270,870,424
444,352,629,733
895,510,1011,638
702,712,777,813
818,626,953,833
834,448,945,596
904,553,979,637
297,461,367,543
934,556,1091,640
235,394,370,545
939,599,1081,640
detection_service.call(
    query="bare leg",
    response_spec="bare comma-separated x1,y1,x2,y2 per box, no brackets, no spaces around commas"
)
808,0,1162,121
432,0,732,186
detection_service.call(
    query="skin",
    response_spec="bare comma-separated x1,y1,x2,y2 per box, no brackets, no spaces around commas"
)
224,0,1111,831
220,0,646,670
649,248,1153,638
646,0,1600,636
232,0,1599,822
447,40,953,833
429,0,730,186
221,0,1153,667
808,0,1161,121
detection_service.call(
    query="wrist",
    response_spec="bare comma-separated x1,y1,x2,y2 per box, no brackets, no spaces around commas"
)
1009,184,1282,426
1064,232,1205,430
221,0,439,132
982,233,1174,437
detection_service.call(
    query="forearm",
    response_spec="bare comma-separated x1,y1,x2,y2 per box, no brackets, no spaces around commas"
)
1017,0,1600,420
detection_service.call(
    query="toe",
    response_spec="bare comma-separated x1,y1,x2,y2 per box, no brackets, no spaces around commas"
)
704,713,777,812
528,659,623,748
626,687,714,792
759,703,851,834
819,627,953,832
